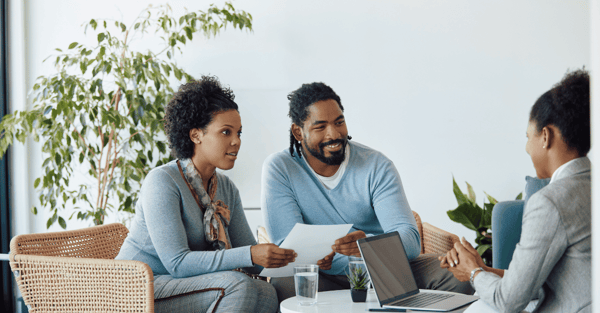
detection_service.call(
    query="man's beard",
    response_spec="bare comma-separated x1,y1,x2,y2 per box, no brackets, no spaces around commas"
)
304,138,348,165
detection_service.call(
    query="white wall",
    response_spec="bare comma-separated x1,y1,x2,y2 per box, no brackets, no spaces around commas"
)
8,0,590,244
590,0,599,310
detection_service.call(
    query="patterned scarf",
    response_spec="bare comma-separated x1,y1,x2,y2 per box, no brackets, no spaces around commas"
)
178,159,232,250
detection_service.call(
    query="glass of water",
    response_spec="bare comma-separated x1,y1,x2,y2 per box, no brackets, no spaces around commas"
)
348,256,372,291
294,264,319,306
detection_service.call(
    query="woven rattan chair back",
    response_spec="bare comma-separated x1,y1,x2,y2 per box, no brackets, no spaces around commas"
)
10,223,129,259
9,223,154,313
412,211,424,253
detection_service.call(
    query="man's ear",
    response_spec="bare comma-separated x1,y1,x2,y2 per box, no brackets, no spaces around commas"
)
189,128,203,144
291,124,303,142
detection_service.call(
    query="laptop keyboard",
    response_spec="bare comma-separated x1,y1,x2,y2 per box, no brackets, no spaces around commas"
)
391,293,454,307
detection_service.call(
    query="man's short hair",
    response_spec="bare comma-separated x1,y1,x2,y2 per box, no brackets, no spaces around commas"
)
287,82,343,157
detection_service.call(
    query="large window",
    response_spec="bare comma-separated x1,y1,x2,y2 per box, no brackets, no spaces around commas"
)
1,0,15,311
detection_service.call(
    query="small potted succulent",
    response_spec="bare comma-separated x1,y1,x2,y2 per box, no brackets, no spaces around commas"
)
346,265,369,302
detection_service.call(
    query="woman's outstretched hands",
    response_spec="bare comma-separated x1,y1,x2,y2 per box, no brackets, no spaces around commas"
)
250,243,297,268
439,237,485,269
438,237,485,282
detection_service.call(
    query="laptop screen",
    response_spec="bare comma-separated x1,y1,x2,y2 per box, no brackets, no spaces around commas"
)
358,232,419,305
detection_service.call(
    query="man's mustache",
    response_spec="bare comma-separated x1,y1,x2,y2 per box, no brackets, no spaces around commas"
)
319,139,346,150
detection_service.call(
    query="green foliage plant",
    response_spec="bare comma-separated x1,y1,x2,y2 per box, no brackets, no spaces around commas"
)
346,266,369,290
0,3,253,228
446,177,522,266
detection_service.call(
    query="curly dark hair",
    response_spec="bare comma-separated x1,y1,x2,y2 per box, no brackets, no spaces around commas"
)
287,82,344,157
529,68,590,156
164,75,238,159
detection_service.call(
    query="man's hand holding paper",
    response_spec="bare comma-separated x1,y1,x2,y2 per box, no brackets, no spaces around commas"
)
331,230,367,257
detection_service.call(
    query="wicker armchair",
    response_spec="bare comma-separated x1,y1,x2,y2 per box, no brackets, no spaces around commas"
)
9,223,154,313
411,211,460,254
257,211,459,255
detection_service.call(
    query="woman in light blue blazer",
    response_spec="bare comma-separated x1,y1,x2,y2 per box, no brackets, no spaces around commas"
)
440,69,591,313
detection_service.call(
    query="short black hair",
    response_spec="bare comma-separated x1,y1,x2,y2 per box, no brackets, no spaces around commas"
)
529,68,590,156
287,82,343,157
164,75,238,159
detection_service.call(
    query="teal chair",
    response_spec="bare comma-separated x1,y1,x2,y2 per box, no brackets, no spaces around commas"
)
492,176,550,270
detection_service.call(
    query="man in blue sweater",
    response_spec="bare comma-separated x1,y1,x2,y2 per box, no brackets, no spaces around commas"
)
261,82,473,301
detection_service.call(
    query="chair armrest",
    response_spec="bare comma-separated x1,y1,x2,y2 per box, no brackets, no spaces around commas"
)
422,222,460,255
492,200,525,270
9,253,154,313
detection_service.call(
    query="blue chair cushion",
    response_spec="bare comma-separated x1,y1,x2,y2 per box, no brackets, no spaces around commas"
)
523,176,551,202
492,176,550,269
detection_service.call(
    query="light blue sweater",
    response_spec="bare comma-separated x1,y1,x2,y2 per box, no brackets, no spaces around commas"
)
261,141,420,275
116,160,259,278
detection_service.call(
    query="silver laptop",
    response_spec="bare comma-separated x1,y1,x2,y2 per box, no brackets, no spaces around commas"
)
357,232,479,311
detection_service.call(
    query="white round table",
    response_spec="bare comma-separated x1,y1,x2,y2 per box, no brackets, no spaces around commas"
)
280,289,473,313
280,289,380,313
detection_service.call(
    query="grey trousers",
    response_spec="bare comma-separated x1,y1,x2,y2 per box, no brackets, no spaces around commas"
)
153,270,278,313
271,254,474,303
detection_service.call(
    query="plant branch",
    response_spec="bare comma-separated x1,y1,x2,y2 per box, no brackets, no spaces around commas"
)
103,139,121,213
95,126,105,209
99,126,115,212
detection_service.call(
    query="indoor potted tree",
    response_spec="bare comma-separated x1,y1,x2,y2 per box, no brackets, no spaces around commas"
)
0,3,253,229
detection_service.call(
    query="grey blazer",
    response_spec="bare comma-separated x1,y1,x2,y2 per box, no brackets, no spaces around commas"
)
474,157,591,313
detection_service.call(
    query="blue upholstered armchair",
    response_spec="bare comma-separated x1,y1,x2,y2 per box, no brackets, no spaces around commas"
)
491,176,550,269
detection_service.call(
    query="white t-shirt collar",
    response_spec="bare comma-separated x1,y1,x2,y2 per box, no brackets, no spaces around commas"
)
302,144,350,190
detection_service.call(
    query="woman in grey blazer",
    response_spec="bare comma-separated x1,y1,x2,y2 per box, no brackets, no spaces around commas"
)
117,76,296,313
440,69,591,312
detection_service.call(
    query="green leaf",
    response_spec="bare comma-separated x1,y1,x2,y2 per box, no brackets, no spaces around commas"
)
156,141,166,154
68,42,78,49
185,26,193,40
476,244,491,256
466,182,476,203
452,176,469,206
174,68,182,80
31,206,38,215
58,216,67,229
98,46,106,59
34,177,41,188
516,192,523,200
46,217,53,229
120,23,126,32
484,192,498,205
481,203,494,229
123,196,132,208
447,203,482,231
98,33,105,43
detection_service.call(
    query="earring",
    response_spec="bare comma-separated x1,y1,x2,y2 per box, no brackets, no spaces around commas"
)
543,145,546,149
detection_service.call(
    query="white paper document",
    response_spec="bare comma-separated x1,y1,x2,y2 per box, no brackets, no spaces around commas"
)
259,223,353,278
